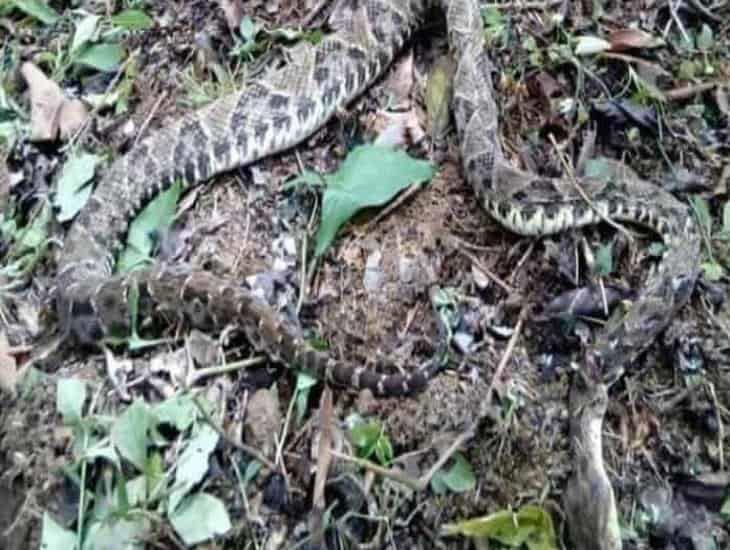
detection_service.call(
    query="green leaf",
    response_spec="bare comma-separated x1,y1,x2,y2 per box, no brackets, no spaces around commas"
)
169,493,232,545
374,431,394,465
111,399,153,471
701,261,724,282
314,145,434,256
442,505,558,550
56,378,87,424
718,201,730,240
168,424,219,512
154,394,197,431
647,242,667,257
284,169,325,190
430,453,476,494
11,0,59,25
295,371,317,424
17,202,52,251
239,16,258,42
117,181,182,273
583,157,617,182
349,419,393,465
596,242,614,276
74,43,124,72
72,14,100,55
697,24,714,51
83,516,151,550
40,512,77,550
81,442,120,470
721,494,730,518
242,460,262,488
111,9,153,31
691,196,713,236
53,152,99,222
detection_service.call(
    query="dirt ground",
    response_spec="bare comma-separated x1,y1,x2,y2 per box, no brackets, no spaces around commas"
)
1,1,729,548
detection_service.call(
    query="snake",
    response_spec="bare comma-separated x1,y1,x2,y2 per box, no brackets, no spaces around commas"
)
55,0,701,396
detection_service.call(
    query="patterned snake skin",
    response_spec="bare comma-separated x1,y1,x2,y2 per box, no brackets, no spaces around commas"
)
56,0,701,396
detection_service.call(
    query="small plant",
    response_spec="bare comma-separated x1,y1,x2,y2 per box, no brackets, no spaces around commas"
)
42,380,236,548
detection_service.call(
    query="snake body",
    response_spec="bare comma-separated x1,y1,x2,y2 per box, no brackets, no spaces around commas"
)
56,0,700,395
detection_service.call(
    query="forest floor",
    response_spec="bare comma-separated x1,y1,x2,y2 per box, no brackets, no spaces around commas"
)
0,1,728,548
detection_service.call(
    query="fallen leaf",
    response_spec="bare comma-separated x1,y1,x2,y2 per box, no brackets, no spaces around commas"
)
58,99,89,140
0,332,19,396
608,29,663,51
426,55,456,141
575,35,612,56
217,0,244,32
244,388,281,458
21,62,64,141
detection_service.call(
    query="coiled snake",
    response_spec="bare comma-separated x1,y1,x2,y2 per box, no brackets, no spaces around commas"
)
56,0,701,396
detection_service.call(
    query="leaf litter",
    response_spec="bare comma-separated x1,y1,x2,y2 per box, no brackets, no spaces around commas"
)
0,1,729,549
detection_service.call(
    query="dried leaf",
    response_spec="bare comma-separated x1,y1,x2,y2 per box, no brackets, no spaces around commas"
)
21,62,64,141
608,29,663,51
0,332,19,396
244,388,281,458
58,99,89,140
575,36,612,56
426,55,456,140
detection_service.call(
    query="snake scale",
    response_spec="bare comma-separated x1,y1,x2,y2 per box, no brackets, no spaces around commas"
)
56,0,701,396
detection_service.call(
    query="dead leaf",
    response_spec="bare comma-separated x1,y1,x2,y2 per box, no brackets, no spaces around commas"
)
21,62,65,142
58,99,89,140
426,55,456,141
244,388,281,458
187,329,220,366
104,348,133,402
217,0,244,32
528,71,563,103
0,332,19,396
608,29,663,52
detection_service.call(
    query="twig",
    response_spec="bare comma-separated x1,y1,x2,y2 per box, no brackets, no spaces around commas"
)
668,0,692,46
301,0,331,26
186,355,266,386
548,133,634,241
665,81,719,101
329,424,475,492
63,55,135,152
365,181,424,231
192,394,277,471
133,91,168,148
452,241,514,294
484,303,529,409
707,381,724,470
481,0,564,9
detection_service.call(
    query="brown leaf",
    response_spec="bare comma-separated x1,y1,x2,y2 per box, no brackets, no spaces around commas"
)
244,388,281,458
21,62,65,142
0,332,19,396
217,0,244,32
608,29,662,52
58,99,89,140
